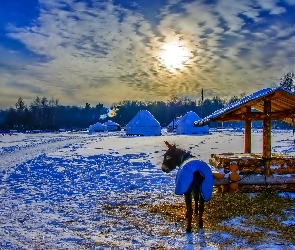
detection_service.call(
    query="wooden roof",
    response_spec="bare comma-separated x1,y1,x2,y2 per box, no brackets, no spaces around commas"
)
196,87,295,124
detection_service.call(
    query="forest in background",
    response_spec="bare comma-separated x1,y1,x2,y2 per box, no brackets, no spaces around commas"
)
0,95,228,130
0,72,294,131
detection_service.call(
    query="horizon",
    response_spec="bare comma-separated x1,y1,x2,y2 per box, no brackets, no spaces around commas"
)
0,91,237,110
1,0,295,109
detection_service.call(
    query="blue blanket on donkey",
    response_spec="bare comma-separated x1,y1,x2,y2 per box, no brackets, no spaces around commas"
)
175,158,214,201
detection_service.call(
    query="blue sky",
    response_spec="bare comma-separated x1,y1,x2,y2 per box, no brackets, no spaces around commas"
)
1,0,295,109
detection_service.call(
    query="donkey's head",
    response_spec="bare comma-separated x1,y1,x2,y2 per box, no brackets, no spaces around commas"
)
162,141,187,173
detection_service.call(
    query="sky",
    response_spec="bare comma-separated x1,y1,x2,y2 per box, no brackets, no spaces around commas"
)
1,0,295,109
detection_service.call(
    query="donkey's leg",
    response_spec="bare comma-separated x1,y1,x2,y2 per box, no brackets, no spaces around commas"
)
193,191,199,215
184,193,193,233
198,195,205,228
192,171,203,216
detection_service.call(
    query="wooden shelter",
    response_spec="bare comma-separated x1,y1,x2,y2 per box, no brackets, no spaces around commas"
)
195,87,295,185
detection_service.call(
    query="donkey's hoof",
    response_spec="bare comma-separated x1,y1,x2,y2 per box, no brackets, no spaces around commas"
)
199,222,203,228
186,227,192,233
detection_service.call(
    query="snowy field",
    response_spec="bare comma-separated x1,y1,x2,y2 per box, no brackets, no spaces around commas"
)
1,129,295,249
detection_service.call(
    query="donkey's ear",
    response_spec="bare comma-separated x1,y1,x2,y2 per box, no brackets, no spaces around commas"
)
164,141,173,149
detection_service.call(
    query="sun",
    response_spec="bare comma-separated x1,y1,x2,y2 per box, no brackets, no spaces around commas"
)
159,42,190,71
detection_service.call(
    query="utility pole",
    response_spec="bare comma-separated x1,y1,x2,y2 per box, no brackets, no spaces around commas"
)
200,88,204,118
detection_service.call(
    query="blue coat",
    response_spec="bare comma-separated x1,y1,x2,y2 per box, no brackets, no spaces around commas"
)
175,158,214,201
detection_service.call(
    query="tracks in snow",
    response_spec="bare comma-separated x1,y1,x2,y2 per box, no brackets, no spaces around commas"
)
0,135,96,170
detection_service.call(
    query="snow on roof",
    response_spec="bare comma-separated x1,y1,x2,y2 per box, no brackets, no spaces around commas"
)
177,111,201,125
103,120,120,126
176,111,208,134
126,110,160,127
126,110,161,136
196,86,294,124
89,122,107,131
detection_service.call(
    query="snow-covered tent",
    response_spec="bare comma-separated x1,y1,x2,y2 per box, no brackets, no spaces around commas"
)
176,111,209,135
167,117,181,132
89,122,107,132
103,120,121,131
126,110,161,136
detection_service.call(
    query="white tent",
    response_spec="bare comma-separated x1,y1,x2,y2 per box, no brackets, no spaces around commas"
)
176,111,209,135
167,117,181,132
126,110,161,136
103,120,121,131
89,122,107,132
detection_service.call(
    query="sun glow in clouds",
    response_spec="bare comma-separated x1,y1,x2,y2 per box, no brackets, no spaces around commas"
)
159,42,190,71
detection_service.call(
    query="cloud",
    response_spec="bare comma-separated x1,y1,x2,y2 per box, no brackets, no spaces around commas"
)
153,0,295,98
0,0,295,108
284,0,295,4
258,0,286,14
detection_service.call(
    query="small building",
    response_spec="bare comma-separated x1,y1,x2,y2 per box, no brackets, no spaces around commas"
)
195,86,295,180
103,120,121,131
126,110,161,136
176,111,209,135
89,122,107,132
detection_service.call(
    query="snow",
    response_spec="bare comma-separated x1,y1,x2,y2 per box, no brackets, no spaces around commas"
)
176,111,209,134
89,122,107,132
0,129,295,249
103,120,121,131
126,110,161,136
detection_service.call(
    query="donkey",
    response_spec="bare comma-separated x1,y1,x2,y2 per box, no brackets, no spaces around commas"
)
161,141,214,232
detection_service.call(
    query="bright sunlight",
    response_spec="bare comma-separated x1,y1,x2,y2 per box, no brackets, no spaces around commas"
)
159,42,190,71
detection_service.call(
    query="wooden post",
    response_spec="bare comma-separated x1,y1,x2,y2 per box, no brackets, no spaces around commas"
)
244,106,252,153
263,100,272,176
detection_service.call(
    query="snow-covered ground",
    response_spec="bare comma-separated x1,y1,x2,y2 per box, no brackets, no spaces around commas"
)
0,129,295,249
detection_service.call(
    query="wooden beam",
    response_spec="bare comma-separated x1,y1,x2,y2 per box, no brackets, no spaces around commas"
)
263,99,271,177
266,91,283,100
273,90,282,98
214,174,295,186
214,109,295,122
244,106,251,153
271,98,295,111
240,106,248,113
275,89,295,101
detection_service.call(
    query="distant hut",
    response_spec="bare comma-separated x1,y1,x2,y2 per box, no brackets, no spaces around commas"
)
126,110,161,136
89,122,107,132
103,120,121,131
176,111,209,135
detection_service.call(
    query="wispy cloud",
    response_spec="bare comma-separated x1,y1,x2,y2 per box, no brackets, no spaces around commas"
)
0,0,295,108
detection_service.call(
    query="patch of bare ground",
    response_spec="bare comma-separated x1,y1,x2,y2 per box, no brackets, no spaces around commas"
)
99,190,295,248
147,190,295,246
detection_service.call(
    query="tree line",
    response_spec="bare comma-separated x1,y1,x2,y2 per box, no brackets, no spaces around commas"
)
0,72,294,131
0,97,107,131
0,94,244,131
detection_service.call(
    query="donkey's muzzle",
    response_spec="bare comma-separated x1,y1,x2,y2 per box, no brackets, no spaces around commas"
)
161,164,171,173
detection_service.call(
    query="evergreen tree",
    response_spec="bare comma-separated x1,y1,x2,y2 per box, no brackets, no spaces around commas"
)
280,72,295,91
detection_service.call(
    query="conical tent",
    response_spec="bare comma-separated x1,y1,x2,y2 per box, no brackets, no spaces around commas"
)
103,120,121,131
176,111,209,134
126,110,161,136
89,122,107,132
